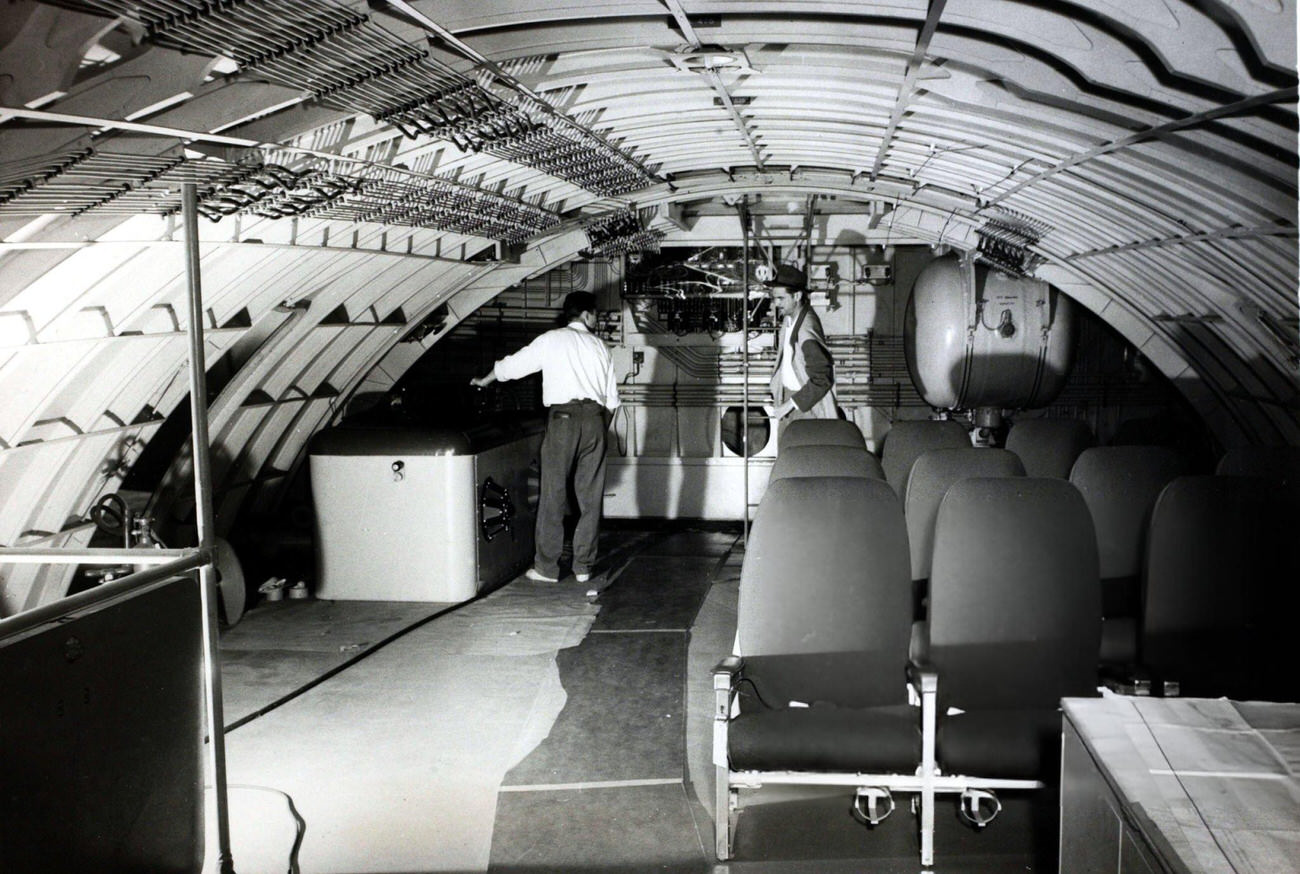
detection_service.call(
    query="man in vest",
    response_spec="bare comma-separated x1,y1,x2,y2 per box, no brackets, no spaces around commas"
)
471,291,620,583
765,265,838,422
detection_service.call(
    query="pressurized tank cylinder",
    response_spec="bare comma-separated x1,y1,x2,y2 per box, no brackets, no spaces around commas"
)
904,255,1077,412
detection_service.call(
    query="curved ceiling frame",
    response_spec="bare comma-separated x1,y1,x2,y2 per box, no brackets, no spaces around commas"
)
442,3,1296,408
0,220,502,611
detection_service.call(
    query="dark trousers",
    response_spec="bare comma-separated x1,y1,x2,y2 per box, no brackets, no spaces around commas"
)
535,400,608,577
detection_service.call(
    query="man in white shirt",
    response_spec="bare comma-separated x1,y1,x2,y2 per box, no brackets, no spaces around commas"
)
471,291,620,583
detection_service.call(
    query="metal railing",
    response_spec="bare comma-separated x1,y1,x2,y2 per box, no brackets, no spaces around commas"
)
0,183,237,873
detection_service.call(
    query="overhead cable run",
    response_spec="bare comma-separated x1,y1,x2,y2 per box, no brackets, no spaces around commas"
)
0,148,254,217
43,0,658,196
582,208,665,257
974,208,1052,276
293,163,561,243
0,144,562,242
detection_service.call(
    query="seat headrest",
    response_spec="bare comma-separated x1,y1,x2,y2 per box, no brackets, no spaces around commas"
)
1005,418,1094,478
778,418,866,451
880,419,969,497
770,444,883,482
1215,445,1300,487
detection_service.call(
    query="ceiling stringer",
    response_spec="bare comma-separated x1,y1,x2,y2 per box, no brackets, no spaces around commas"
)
987,86,1300,206
661,0,766,170
870,0,949,181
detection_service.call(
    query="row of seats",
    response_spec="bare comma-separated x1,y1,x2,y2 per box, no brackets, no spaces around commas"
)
882,415,1300,490
714,418,1104,867
719,418,1300,865
775,418,1300,698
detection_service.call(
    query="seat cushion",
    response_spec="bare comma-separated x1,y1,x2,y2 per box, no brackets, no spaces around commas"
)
936,709,1062,781
1142,628,1256,699
730,703,920,772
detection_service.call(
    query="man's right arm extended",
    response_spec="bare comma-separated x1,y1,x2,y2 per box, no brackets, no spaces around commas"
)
470,333,547,387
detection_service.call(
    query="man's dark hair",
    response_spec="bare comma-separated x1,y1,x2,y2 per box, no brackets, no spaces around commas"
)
561,291,598,323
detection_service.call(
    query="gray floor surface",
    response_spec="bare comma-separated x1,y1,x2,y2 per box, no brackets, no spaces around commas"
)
215,525,1054,873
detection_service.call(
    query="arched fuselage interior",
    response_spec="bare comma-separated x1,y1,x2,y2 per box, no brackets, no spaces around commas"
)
0,1,1295,871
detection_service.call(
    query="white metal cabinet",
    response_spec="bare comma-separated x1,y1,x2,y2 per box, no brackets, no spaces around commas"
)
310,422,542,602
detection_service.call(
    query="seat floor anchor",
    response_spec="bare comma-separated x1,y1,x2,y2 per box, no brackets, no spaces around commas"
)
852,786,895,826
958,788,1002,828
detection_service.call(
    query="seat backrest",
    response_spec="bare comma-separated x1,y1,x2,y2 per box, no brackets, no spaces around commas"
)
904,448,1025,581
1215,445,1300,488
1141,475,1299,698
778,418,867,451
768,444,884,483
1005,418,1094,479
880,419,969,498
739,476,912,708
1069,446,1186,580
926,478,1100,711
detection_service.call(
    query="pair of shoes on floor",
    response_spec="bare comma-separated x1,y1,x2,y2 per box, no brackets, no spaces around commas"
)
524,567,593,583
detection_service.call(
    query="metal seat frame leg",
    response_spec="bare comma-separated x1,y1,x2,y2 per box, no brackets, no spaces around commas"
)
917,668,938,868
713,660,740,860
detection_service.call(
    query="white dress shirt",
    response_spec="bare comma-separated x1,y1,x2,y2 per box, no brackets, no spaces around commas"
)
493,321,621,410
778,316,801,391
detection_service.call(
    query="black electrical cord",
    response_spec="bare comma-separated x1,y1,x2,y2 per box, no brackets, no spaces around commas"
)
733,675,777,711
219,783,306,874
89,493,129,536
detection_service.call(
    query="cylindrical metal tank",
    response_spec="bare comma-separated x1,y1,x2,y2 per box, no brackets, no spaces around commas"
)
904,255,1077,410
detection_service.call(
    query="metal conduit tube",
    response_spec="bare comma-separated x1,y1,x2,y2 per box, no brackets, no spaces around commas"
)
0,547,197,564
0,111,563,237
182,183,237,874
0,551,207,640
740,196,751,544
118,0,442,93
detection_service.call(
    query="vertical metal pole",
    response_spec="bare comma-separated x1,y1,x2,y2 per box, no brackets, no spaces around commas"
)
183,184,236,874
739,197,750,547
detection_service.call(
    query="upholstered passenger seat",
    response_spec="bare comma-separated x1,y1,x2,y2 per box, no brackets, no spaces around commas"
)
923,478,1102,782
880,419,969,498
777,417,868,451
714,475,919,859
1004,418,1094,479
1140,474,1299,700
904,447,1026,583
1215,444,1300,487
1067,446,1186,669
767,443,883,482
